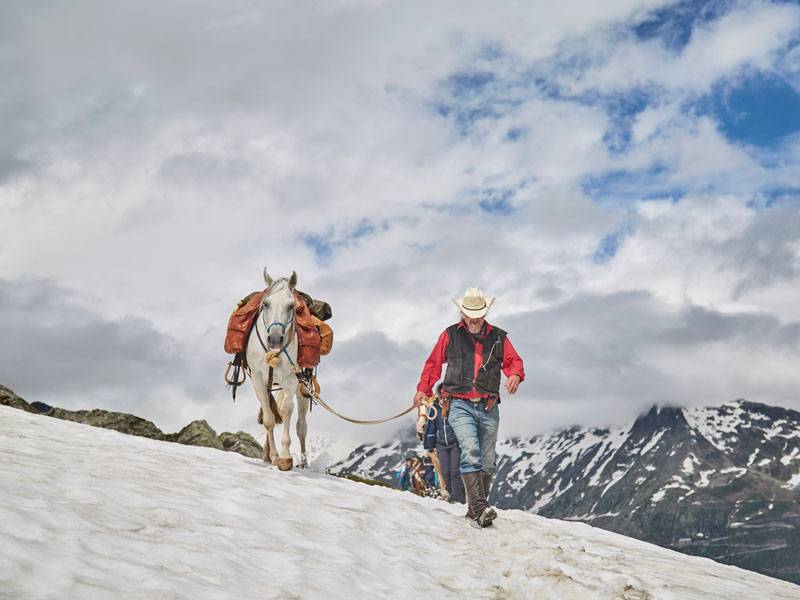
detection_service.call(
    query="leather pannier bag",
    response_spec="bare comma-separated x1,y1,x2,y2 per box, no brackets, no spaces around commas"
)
316,319,333,356
294,292,321,368
224,291,265,354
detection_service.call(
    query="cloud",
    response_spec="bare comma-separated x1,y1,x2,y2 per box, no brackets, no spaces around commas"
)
498,289,800,435
0,277,187,421
722,200,800,297
1,0,799,450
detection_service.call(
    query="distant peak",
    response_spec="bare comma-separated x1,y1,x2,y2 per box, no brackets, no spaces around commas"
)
632,404,687,432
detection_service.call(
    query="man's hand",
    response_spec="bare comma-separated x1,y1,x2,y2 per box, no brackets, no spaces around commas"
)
414,391,428,407
505,375,521,394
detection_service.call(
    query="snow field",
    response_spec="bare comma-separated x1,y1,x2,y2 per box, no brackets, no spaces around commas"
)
1,406,799,600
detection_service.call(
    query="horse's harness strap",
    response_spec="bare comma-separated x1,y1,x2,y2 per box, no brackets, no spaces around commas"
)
266,366,276,406
225,352,250,402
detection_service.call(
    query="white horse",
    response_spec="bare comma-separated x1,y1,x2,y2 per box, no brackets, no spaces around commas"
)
246,267,310,471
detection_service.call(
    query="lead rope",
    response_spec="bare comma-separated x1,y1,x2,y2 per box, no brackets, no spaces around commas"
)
304,380,416,424
255,293,415,425
292,366,416,425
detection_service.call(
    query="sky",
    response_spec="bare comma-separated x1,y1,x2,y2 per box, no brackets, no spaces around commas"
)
1,0,799,448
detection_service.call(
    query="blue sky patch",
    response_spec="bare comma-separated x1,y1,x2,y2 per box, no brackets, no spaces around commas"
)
762,186,800,208
703,71,800,148
302,234,333,265
506,127,526,141
633,0,735,52
603,89,651,154
472,182,527,215
446,70,495,98
301,219,386,265
593,222,635,263
582,165,687,203
434,61,531,137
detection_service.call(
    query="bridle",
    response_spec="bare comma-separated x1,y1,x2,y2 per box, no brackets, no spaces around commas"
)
255,279,297,368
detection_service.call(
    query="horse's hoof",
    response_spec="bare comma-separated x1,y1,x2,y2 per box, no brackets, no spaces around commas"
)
276,457,293,471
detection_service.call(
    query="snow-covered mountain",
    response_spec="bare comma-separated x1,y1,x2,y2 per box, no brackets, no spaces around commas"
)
328,400,800,585
2,405,799,600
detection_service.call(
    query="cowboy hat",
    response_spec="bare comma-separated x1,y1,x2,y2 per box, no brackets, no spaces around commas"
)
452,287,495,319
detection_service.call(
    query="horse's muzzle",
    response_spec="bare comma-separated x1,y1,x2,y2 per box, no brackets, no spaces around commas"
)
267,333,284,350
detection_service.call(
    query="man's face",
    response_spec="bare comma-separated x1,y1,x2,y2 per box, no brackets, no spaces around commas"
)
463,314,485,332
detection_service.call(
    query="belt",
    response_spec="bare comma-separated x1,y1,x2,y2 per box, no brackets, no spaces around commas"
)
445,393,499,411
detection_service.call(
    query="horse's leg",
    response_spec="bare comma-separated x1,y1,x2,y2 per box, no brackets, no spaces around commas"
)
266,424,279,465
252,371,279,465
295,392,310,469
275,384,297,471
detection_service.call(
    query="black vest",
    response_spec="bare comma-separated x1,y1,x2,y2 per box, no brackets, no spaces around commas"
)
442,323,506,396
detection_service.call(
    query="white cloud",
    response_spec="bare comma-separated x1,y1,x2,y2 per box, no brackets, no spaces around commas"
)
1,0,799,449
579,1,800,94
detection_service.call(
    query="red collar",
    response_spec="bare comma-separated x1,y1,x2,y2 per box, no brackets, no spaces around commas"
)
457,320,493,333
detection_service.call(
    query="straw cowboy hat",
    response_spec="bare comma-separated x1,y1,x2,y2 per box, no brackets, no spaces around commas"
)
453,287,496,319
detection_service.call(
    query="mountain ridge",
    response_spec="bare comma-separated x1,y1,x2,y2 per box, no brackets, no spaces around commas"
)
328,398,800,584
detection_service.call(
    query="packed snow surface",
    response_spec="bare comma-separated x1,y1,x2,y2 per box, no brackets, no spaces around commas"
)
2,406,799,600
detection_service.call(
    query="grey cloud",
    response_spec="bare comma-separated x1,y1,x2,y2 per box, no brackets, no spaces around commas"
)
496,290,800,434
157,152,253,185
655,304,799,348
0,277,186,415
721,203,800,298
0,151,34,184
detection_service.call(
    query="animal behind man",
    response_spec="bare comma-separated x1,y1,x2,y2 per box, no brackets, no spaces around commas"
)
414,287,524,528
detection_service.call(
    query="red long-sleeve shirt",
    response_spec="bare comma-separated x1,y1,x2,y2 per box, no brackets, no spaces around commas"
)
416,321,525,399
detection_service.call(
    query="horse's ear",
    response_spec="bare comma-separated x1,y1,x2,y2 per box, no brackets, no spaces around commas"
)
263,267,273,288
288,271,297,288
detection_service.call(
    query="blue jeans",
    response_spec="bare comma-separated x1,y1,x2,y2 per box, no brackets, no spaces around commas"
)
447,398,499,475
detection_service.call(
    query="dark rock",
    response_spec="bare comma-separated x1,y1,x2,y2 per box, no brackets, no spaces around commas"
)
166,420,224,450
30,401,52,413
219,431,263,459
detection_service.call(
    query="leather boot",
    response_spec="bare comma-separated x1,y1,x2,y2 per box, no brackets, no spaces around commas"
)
476,472,498,526
462,471,496,527
465,473,491,519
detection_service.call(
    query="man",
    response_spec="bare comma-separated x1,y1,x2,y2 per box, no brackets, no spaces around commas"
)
414,287,524,527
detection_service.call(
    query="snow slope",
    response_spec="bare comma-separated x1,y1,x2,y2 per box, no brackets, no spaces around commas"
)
1,406,798,600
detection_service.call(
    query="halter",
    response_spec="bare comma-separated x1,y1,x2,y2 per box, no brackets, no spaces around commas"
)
255,279,297,368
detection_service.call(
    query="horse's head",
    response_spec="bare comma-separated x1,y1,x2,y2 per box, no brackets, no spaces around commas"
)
261,267,298,350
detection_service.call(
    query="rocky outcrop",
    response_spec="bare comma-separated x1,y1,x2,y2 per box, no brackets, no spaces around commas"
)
0,385,37,413
165,420,225,450
48,408,166,440
0,384,259,460
219,431,263,459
